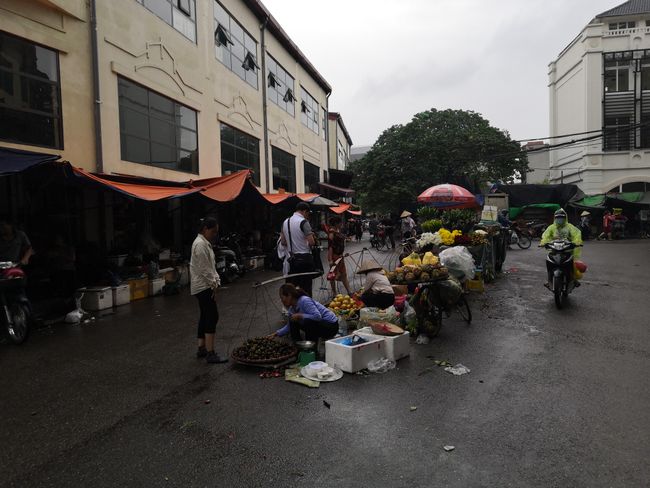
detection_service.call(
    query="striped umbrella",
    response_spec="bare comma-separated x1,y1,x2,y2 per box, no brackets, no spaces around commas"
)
417,183,479,208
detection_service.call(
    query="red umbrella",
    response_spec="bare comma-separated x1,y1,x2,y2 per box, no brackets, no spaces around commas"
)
417,183,479,208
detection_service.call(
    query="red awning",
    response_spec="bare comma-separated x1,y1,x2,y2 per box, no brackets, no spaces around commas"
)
317,182,355,197
348,209,362,216
71,166,202,201
192,170,257,202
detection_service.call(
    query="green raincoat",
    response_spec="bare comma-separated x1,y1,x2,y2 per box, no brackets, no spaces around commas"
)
541,222,583,258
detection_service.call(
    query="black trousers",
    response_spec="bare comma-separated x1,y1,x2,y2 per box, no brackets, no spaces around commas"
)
361,291,395,310
287,254,316,296
195,288,219,338
290,318,338,342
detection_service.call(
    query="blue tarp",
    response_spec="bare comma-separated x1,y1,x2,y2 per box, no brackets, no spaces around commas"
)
0,147,59,175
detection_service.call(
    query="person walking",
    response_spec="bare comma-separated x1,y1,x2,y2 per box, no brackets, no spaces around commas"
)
327,216,352,297
281,202,317,296
400,211,416,239
190,217,228,364
354,218,363,242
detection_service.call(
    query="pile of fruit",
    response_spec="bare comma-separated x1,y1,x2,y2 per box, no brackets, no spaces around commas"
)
328,294,362,317
387,262,449,285
232,337,297,363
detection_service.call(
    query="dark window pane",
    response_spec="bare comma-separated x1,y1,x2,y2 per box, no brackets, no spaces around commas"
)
221,143,235,162
144,0,172,24
180,128,197,151
179,105,196,130
151,142,176,165
118,79,148,111
619,69,630,91
220,123,234,143
122,134,150,163
0,32,62,148
118,76,198,173
0,106,59,148
150,91,174,120
121,107,150,140
150,118,175,145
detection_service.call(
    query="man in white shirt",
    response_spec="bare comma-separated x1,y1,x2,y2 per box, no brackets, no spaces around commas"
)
190,217,228,364
281,202,317,296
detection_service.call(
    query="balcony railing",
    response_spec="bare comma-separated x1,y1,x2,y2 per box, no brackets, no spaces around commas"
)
604,27,650,36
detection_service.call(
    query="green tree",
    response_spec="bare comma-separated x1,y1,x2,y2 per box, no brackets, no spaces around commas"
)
349,109,528,213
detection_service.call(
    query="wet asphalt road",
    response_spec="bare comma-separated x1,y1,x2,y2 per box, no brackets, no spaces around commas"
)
1,238,649,487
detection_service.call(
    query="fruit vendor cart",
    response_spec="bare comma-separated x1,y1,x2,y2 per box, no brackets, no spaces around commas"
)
409,276,471,338
467,223,508,282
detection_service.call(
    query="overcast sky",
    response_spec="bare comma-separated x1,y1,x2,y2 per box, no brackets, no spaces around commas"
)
263,0,622,147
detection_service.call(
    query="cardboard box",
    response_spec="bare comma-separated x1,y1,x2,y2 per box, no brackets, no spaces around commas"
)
79,287,112,311
111,284,130,307
392,285,408,297
127,278,149,301
355,328,410,361
325,335,386,373
149,277,165,296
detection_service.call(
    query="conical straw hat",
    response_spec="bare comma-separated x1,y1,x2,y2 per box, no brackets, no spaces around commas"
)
400,210,412,218
357,259,383,274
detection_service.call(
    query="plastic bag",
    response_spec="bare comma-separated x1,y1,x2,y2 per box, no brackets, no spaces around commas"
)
436,278,464,309
400,301,417,329
439,246,475,282
367,358,396,373
359,306,400,326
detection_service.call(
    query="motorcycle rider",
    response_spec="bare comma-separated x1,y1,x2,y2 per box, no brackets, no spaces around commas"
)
541,209,583,284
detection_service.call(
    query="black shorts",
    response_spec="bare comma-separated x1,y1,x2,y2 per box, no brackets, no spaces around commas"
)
195,288,219,337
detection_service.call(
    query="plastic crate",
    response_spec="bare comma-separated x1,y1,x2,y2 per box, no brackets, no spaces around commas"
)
325,335,386,373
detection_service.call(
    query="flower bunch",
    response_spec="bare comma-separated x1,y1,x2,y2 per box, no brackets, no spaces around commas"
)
416,232,442,249
437,228,462,246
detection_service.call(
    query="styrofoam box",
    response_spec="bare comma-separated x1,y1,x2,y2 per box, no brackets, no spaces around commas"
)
325,335,386,373
355,328,410,361
112,284,130,307
79,287,112,311
149,277,165,296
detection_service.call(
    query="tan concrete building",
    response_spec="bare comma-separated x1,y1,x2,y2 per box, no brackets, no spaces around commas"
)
327,112,353,171
0,0,333,193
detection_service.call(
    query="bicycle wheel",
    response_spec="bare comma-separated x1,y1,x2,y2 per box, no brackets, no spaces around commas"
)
456,295,472,324
517,233,532,249
418,306,443,337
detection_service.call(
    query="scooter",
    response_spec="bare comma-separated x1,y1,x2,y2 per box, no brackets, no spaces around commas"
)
543,240,582,309
0,262,31,344
214,233,246,284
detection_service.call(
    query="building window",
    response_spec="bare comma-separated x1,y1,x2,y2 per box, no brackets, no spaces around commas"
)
272,146,295,192
220,123,260,186
0,32,62,149
213,1,258,89
135,0,196,42
604,117,632,151
118,77,198,173
300,86,319,134
304,160,320,192
604,53,633,92
609,21,636,30
267,55,295,116
322,107,327,140
337,139,347,169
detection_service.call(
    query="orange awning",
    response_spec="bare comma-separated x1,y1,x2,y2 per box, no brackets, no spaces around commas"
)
330,203,351,214
348,209,362,216
193,170,258,202
71,166,201,201
261,192,320,205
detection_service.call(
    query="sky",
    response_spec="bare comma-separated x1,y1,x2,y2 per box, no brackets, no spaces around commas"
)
262,0,622,147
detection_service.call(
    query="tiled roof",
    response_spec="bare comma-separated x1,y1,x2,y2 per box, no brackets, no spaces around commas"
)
597,0,650,18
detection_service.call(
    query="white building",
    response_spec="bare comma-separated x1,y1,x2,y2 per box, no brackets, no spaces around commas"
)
548,0,650,194
523,141,550,184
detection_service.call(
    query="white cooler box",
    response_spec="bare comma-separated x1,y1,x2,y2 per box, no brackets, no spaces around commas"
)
325,335,386,373
355,328,410,361
112,284,130,307
79,287,112,311
149,277,165,296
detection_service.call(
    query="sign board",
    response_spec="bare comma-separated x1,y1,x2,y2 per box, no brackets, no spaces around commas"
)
482,205,499,221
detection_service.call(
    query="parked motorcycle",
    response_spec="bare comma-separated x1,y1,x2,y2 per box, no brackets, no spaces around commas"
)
543,239,582,309
526,220,547,239
0,262,31,344
509,223,532,249
214,233,246,283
